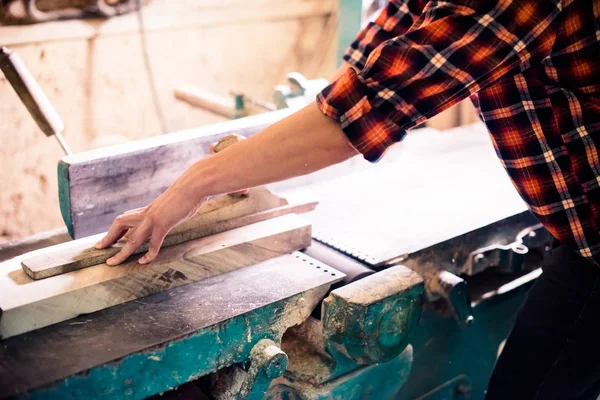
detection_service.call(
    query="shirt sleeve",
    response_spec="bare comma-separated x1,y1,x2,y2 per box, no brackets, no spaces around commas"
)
319,0,562,162
344,0,427,70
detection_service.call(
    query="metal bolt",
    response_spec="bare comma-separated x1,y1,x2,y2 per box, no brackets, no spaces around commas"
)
456,383,471,395
464,315,474,327
265,352,288,379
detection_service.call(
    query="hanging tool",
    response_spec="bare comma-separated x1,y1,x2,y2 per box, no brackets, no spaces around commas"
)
0,47,72,155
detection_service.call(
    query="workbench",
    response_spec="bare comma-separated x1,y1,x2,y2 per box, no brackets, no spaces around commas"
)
0,112,551,400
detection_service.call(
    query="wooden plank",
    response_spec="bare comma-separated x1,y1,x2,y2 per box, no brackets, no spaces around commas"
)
0,0,336,46
0,214,312,339
24,188,317,279
58,109,295,239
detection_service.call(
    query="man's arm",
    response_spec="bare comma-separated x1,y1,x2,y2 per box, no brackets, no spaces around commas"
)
98,0,561,265
96,103,357,265
185,103,357,195
96,1,421,265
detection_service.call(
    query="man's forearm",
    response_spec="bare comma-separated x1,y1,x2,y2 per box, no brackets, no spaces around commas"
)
180,103,358,201
97,74,359,265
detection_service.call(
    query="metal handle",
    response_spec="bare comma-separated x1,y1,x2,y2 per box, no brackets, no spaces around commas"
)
0,47,71,155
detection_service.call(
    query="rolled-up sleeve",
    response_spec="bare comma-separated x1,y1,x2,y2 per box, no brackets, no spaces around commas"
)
319,0,561,162
344,0,426,70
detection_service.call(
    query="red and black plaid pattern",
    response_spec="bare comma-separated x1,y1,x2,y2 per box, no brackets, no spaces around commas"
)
317,0,600,264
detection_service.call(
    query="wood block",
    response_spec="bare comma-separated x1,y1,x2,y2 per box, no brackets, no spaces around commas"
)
22,188,317,280
58,109,295,239
0,214,312,339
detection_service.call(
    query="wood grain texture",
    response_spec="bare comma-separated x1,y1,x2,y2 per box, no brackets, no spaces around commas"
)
58,109,295,239
0,214,312,339
24,188,317,279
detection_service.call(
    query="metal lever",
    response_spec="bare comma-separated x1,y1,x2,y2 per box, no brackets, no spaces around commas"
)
470,223,547,274
0,46,72,155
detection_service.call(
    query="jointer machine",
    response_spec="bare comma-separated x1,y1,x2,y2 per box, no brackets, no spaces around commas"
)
0,49,553,400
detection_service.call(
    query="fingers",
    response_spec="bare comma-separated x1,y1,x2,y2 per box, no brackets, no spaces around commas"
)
106,219,152,266
139,225,168,264
95,213,144,249
122,227,136,241
97,212,168,266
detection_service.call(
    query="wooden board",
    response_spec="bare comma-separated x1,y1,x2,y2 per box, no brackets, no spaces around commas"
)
23,188,317,279
58,109,295,239
0,214,311,339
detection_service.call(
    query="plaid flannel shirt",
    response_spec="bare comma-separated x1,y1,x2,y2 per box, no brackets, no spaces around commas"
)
317,0,600,264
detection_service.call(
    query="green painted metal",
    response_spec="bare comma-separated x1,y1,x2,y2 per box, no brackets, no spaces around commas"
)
24,297,299,400
397,273,536,399
264,262,536,400
57,160,74,238
267,345,414,400
337,0,362,66
265,266,424,400
412,375,472,400
323,285,423,376
233,94,246,119
213,339,289,400
322,266,423,380
241,340,288,400
446,278,473,326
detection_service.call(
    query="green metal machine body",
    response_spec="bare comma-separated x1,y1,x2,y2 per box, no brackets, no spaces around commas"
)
398,270,539,399
0,256,341,400
0,112,550,400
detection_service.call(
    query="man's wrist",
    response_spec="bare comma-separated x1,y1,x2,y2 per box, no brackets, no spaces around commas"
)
180,159,218,203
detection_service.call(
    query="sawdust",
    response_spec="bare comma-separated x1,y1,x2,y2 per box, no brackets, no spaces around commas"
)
280,318,333,384
333,266,423,305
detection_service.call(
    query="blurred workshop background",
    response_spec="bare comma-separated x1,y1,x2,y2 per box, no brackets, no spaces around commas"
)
0,0,478,243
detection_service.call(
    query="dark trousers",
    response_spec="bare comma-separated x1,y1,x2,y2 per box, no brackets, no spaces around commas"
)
486,242,600,399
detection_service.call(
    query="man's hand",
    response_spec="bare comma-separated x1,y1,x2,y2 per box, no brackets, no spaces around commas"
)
95,134,251,265
95,178,207,265
96,103,357,266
